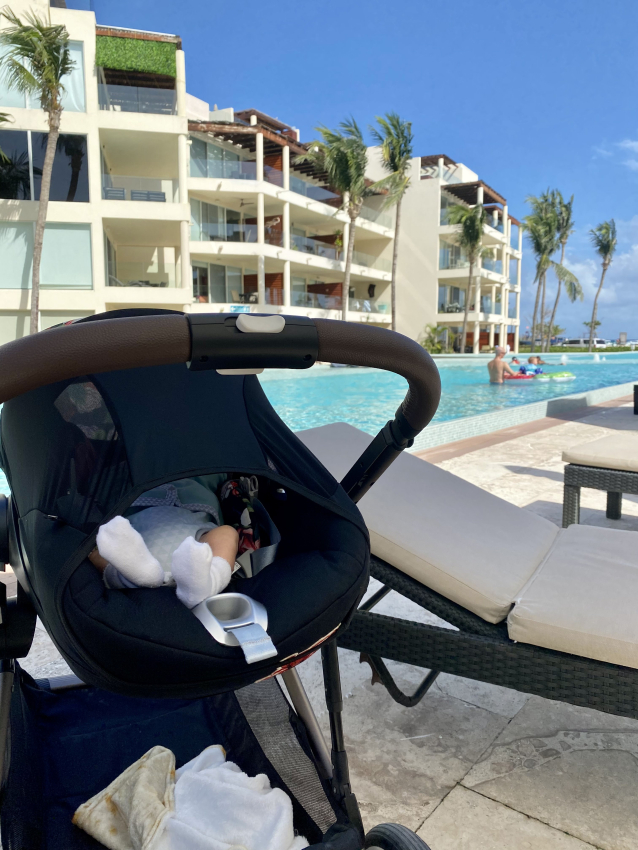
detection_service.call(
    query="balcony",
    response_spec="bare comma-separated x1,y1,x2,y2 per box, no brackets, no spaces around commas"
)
265,166,284,187
510,225,520,250
359,205,393,229
439,247,469,270
349,297,390,315
289,174,340,204
204,160,257,181
482,257,503,275
98,84,176,116
485,218,504,233
108,261,178,288
352,249,391,272
102,175,178,203
191,220,283,247
291,233,340,261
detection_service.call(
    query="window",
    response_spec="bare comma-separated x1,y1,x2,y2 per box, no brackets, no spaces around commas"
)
32,133,89,202
189,137,255,180
0,42,85,112
192,263,242,303
0,130,30,199
0,222,92,289
192,264,209,303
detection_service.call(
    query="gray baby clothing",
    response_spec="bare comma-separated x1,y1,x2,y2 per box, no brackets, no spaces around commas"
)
103,478,223,589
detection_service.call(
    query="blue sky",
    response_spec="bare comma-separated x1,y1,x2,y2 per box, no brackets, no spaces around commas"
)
94,0,638,339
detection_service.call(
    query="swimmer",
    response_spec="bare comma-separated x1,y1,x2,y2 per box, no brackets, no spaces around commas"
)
488,346,519,384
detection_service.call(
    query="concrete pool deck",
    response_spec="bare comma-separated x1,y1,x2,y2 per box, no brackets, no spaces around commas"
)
17,395,638,849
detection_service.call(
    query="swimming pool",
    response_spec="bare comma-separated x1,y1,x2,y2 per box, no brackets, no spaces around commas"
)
260,353,638,435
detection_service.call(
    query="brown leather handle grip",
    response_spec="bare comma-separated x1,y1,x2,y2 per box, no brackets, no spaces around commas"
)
0,314,441,435
0,314,191,404
314,319,441,432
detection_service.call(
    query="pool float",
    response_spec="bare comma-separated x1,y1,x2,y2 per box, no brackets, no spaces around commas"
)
503,373,534,382
533,371,576,383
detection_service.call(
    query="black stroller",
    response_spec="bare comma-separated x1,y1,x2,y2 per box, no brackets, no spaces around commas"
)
0,309,440,850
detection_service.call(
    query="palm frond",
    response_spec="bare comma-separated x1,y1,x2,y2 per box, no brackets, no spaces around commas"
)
589,219,617,265
447,203,487,262
550,261,582,300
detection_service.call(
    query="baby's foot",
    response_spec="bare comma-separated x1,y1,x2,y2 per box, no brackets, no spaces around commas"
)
172,536,231,609
97,516,164,588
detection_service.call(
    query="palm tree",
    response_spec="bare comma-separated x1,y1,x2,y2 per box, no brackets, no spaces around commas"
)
0,9,74,334
56,133,85,202
447,203,487,353
588,220,617,352
369,113,413,332
525,191,558,351
546,192,577,350
296,119,393,321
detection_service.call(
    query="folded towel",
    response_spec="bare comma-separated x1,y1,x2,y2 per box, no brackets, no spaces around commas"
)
73,745,308,850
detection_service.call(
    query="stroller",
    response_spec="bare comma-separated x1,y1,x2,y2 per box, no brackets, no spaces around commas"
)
0,309,441,850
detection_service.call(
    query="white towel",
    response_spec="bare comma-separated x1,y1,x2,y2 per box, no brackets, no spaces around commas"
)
74,745,308,850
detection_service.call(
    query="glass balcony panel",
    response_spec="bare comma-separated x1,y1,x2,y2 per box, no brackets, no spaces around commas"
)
108,261,177,288
352,249,392,272
205,159,257,180
289,174,340,204
482,258,503,274
98,84,176,115
102,175,177,202
510,224,519,250
438,284,466,313
291,233,339,260
290,290,342,310
359,205,393,229
196,221,258,243
348,297,390,314
439,247,469,270
265,165,284,187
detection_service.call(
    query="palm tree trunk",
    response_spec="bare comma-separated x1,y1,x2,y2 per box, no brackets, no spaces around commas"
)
31,110,60,335
390,196,402,332
547,244,565,352
460,261,474,354
588,264,608,352
541,272,547,351
530,276,542,354
342,212,356,322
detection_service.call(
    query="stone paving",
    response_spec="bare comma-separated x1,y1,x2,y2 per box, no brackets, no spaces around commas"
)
20,398,638,849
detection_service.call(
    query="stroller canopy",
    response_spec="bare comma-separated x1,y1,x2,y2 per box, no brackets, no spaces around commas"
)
0,311,370,697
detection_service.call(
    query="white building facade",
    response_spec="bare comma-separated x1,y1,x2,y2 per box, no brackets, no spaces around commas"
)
368,152,523,352
0,0,394,344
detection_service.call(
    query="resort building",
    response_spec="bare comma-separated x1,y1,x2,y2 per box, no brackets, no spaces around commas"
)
368,152,523,352
0,0,394,345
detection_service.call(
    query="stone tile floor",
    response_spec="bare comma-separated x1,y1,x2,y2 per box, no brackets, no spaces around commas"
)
20,399,638,849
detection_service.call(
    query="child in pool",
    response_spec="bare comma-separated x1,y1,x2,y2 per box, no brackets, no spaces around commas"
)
89,477,239,609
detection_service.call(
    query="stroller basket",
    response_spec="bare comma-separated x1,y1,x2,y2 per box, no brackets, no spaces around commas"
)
0,310,440,849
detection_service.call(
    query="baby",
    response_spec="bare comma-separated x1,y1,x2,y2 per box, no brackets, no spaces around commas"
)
89,477,239,609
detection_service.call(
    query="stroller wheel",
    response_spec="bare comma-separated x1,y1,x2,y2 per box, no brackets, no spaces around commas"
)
364,822,431,850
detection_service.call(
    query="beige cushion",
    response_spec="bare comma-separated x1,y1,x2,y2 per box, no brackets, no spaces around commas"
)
508,524,638,668
562,432,638,472
298,423,559,623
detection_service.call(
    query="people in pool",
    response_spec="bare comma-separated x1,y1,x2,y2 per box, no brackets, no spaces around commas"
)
519,355,546,375
487,346,520,383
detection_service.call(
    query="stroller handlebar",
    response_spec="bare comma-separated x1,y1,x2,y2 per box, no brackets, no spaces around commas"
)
0,312,440,437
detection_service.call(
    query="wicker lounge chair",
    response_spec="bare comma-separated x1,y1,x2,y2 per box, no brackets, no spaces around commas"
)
562,432,638,526
299,423,638,718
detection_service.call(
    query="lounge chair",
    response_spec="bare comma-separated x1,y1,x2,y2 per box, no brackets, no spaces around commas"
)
298,423,638,718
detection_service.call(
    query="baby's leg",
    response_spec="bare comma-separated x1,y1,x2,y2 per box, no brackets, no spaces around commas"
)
96,516,165,588
172,525,238,609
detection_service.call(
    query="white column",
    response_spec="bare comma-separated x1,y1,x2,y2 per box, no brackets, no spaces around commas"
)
437,156,444,179
477,185,484,206
257,192,265,245
283,145,290,190
180,220,191,294
500,283,509,349
488,323,495,349
283,260,291,307
473,320,480,354
515,287,521,353
283,202,290,250
256,133,264,182
342,220,350,315
175,50,186,118
518,225,523,252
178,134,189,204
257,255,266,306
514,324,520,354
490,283,496,316
503,204,509,242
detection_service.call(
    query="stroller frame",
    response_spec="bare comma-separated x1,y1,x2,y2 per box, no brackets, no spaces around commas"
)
0,311,441,849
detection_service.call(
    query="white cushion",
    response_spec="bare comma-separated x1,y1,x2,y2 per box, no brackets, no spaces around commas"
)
298,423,559,623
562,432,638,472
508,524,638,668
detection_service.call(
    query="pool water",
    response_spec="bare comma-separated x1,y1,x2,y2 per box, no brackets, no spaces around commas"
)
259,353,638,436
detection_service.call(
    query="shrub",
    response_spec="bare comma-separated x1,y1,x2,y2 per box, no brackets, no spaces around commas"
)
96,36,176,77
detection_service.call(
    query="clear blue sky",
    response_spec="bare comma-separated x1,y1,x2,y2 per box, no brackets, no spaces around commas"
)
95,0,638,339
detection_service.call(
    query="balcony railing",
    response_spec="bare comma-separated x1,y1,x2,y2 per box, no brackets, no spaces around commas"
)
510,227,520,250
289,174,340,204
203,160,257,180
485,218,504,233
352,249,392,272
291,233,340,260
265,165,284,187
349,297,390,314
482,258,503,275
108,262,177,288
102,175,178,203
190,220,283,247
359,205,393,229
480,296,502,315
98,84,176,115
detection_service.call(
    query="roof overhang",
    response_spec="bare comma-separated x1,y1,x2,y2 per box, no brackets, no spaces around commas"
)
442,180,506,207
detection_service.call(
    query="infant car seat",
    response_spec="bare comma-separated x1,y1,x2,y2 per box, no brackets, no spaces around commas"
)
0,309,440,700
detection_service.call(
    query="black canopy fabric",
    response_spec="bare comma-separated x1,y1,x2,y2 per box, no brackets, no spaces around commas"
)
0,311,369,697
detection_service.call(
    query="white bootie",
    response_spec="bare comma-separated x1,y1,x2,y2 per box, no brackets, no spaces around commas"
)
172,536,231,609
97,515,165,588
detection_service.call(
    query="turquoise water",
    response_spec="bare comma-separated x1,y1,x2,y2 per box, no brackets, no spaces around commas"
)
0,353,635,497
259,353,638,435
